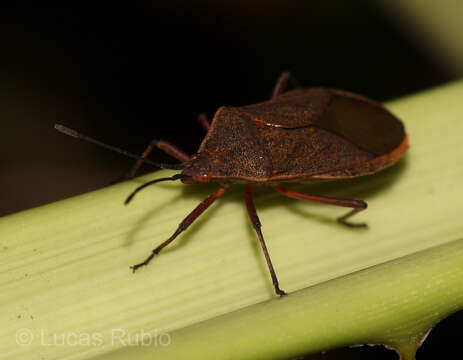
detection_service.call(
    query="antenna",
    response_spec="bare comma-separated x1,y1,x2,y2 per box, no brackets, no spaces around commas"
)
124,173,189,204
55,124,183,170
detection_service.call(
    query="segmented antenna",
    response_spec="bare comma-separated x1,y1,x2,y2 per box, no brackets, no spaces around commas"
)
55,124,183,170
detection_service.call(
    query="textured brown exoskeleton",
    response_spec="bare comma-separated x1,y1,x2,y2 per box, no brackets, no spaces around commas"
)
55,72,408,296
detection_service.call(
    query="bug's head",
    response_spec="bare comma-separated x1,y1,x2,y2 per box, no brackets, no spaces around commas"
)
181,153,216,184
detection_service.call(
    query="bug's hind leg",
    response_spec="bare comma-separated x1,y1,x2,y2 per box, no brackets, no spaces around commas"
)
337,207,368,227
245,185,287,296
274,185,368,228
271,72,301,99
131,185,226,271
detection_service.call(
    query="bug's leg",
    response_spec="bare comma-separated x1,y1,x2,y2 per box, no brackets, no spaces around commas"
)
271,72,301,99
123,139,189,179
131,186,226,271
152,140,190,163
274,185,368,227
271,72,291,99
245,185,287,296
122,111,208,181
198,113,210,132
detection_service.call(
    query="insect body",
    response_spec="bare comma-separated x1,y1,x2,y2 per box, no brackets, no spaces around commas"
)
56,72,408,296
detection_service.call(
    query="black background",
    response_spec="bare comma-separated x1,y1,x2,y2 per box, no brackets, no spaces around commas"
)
1,2,460,359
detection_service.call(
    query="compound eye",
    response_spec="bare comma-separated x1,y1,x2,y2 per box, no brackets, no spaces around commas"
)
201,172,211,181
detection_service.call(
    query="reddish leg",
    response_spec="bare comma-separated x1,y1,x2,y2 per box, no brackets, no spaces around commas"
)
126,113,209,180
125,139,189,179
274,185,368,227
272,72,291,99
153,140,190,163
198,113,211,132
271,72,301,99
245,185,287,296
131,186,226,271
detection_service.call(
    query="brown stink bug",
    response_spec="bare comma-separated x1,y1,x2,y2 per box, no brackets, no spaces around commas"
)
55,72,408,296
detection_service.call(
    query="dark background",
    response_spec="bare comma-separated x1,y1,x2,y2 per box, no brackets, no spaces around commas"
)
1,2,460,359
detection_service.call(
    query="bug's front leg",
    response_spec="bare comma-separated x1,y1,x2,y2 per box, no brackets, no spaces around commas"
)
123,113,210,180
131,185,226,271
274,185,368,227
123,139,189,179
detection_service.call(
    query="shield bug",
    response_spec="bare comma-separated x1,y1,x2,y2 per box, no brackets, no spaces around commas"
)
55,72,408,296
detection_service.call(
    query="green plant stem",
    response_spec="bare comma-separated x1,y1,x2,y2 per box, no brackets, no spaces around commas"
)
95,238,463,360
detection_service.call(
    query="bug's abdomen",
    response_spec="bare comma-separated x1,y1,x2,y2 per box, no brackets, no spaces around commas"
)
257,124,375,179
313,94,405,156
